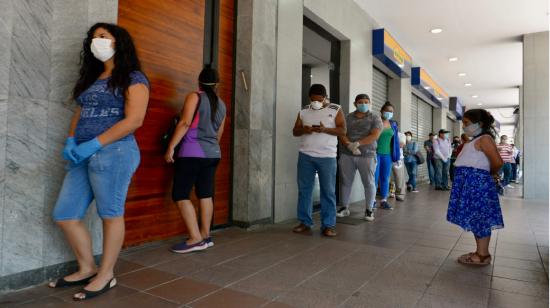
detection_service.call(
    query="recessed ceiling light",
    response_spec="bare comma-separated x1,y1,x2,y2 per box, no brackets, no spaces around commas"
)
448,57,459,62
424,86,431,90
436,97,443,100
477,103,483,106
458,73,466,77
464,83,472,87
430,28,443,34
471,95,479,98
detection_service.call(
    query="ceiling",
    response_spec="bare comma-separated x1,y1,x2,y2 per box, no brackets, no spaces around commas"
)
354,0,549,110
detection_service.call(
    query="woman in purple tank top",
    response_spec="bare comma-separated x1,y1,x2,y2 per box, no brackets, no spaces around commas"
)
164,68,227,254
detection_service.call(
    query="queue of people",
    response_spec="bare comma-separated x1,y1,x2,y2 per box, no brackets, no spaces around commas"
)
45,22,508,301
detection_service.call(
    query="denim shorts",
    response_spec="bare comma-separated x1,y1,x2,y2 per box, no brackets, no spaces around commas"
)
53,137,140,221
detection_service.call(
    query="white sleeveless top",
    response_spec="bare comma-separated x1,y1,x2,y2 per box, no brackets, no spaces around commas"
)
299,103,340,158
454,136,490,171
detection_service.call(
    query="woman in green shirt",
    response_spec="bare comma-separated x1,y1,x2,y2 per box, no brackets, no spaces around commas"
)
375,102,400,210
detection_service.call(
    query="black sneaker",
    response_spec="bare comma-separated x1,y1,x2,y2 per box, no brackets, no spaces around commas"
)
336,207,350,217
364,210,374,222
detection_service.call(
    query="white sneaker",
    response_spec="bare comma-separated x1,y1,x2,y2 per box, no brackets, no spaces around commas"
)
506,184,515,188
336,207,350,217
364,210,374,222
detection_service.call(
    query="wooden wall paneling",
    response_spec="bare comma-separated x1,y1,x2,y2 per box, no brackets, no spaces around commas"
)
118,0,235,246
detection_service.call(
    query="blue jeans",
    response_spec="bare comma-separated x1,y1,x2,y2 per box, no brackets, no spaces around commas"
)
405,161,418,189
435,159,450,188
500,162,512,187
427,159,435,185
53,137,140,220
297,152,337,228
375,154,392,199
511,163,517,181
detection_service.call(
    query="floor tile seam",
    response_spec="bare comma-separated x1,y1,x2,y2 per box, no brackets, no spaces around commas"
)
535,245,549,279
335,241,419,308
414,230,464,306
182,241,326,306
488,281,550,298
491,273,549,284
245,245,364,306
131,235,259,270
141,288,194,305
121,236,254,268
185,237,324,277
138,276,196,293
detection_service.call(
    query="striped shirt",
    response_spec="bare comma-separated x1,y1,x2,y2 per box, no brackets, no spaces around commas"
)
497,143,514,163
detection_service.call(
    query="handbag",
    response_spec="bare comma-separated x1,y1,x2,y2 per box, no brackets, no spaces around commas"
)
414,142,425,165
160,93,201,152
415,151,425,164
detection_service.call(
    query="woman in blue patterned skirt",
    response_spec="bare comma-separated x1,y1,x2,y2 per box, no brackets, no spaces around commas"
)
447,109,504,266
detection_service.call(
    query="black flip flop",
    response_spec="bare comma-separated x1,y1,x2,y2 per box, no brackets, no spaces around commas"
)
49,274,97,288
73,278,117,301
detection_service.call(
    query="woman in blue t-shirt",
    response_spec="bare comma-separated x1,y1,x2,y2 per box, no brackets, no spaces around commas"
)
48,23,149,301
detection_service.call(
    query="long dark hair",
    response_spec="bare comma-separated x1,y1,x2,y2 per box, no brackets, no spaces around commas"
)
198,67,220,121
463,109,497,139
381,101,394,113
73,23,142,100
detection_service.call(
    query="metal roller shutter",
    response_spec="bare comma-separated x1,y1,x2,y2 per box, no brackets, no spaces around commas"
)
413,94,433,184
372,67,388,113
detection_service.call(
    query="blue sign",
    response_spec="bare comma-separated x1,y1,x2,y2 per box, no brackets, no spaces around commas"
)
372,29,412,77
449,97,464,120
411,67,449,108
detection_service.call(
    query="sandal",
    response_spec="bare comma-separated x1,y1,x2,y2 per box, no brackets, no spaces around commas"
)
73,278,117,301
458,252,491,266
48,273,97,288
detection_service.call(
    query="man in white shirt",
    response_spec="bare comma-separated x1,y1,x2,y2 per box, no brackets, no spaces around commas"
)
433,129,452,190
292,84,346,237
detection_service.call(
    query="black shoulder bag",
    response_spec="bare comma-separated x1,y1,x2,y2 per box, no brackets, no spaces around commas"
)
161,93,201,152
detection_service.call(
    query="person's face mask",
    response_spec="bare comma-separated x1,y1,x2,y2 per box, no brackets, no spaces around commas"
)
383,111,393,120
463,122,482,137
444,133,450,139
310,100,324,110
91,38,115,62
356,103,370,113
406,136,412,142
431,136,436,141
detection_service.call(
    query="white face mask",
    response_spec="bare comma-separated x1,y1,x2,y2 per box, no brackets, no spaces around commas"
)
406,136,412,142
91,38,115,62
310,100,324,110
463,122,482,137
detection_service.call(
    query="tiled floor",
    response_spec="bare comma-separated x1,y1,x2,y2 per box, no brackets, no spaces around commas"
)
2,185,548,307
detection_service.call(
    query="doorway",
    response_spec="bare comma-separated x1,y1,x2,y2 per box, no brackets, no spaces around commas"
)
301,16,341,207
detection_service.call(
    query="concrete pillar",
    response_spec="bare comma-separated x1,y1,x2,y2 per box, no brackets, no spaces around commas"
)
522,31,549,201
232,0,278,226
273,0,304,223
433,107,448,132
388,77,412,131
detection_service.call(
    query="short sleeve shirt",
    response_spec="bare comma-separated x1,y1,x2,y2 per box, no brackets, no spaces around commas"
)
424,140,434,159
74,71,149,144
339,111,383,157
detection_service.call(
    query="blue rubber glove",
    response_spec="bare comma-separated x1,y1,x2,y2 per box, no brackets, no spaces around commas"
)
62,137,77,162
71,137,103,164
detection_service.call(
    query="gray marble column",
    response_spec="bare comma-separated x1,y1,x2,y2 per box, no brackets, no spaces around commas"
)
0,0,118,289
0,0,15,273
232,0,278,226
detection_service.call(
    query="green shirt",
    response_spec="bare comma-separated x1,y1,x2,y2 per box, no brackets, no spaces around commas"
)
377,127,394,155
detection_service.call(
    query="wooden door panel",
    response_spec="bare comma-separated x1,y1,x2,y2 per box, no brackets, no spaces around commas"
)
118,0,234,247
